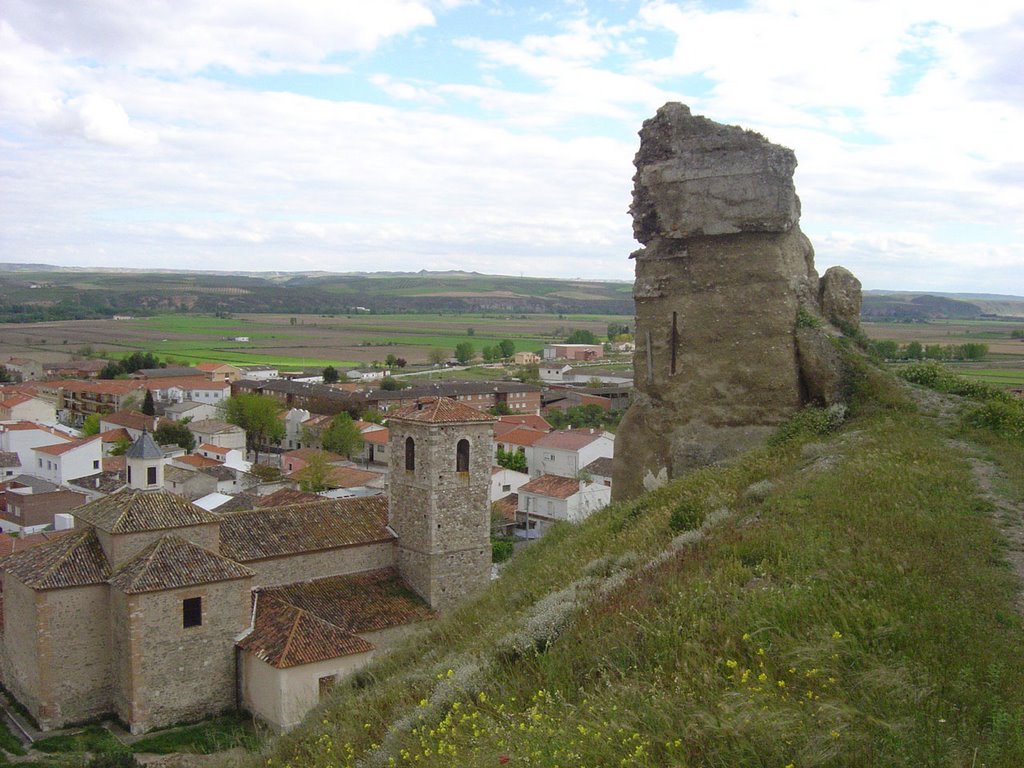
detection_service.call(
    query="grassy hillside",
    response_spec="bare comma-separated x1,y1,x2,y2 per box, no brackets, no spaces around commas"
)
258,354,1024,767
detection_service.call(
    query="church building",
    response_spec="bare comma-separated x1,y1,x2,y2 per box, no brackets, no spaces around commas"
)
0,397,494,732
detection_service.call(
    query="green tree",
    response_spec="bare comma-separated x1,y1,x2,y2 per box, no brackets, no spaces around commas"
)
222,393,285,462
496,445,527,473
385,354,398,368
380,376,406,391
607,322,630,340
564,329,599,345
109,437,132,456
466,327,475,336
870,339,899,360
454,342,475,364
296,452,332,493
428,347,447,366
320,412,364,458
81,413,102,436
154,421,196,451
0,366,11,384
489,403,511,416
903,341,924,360
99,361,123,379
959,343,988,360
498,339,515,358
481,346,498,362
142,389,156,416
322,365,339,384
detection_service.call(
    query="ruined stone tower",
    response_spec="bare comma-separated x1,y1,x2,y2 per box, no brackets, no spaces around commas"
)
387,396,494,612
613,103,860,500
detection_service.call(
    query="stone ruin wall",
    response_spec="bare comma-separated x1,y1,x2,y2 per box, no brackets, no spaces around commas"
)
613,103,861,500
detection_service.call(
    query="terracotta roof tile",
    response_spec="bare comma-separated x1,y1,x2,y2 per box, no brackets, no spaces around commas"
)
497,414,552,431
238,595,373,668
0,394,33,408
493,494,518,522
281,448,344,463
35,435,100,456
219,496,393,562
362,428,389,444
1,528,109,590
518,474,581,499
72,489,221,533
0,452,20,468
175,454,222,469
256,488,322,507
286,465,381,489
261,568,434,635
62,379,146,396
496,426,548,447
389,396,495,424
0,529,74,559
99,411,165,431
583,456,616,477
533,428,609,451
100,428,132,443
109,534,254,593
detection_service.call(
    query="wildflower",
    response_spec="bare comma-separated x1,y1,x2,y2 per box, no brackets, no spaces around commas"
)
726,659,738,669
742,633,751,641
830,729,840,739
831,630,842,640
499,757,510,765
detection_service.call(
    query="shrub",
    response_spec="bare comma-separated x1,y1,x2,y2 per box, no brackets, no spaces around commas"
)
491,538,514,563
669,499,703,532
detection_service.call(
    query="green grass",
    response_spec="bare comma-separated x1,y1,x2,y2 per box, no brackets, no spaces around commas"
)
260,355,1024,767
32,725,124,754
130,713,261,755
0,719,26,757
956,369,1024,387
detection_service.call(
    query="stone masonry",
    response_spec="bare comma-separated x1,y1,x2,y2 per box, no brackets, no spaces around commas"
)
613,103,860,500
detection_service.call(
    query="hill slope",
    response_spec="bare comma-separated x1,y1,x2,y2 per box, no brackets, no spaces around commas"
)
259,355,1024,767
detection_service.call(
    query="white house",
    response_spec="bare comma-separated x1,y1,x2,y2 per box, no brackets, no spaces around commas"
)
539,364,572,383
152,378,230,405
31,435,102,485
0,422,72,470
164,401,220,422
0,395,56,423
515,474,611,536
188,419,246,451
239,366,279,381
528,428,615,479
346,369,389,381
491,467,530,503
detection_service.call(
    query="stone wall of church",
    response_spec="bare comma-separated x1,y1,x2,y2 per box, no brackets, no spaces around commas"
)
244,541,395,588
113,578,253,734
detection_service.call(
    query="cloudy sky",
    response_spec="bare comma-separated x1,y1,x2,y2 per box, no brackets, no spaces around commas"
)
1,1,1021,292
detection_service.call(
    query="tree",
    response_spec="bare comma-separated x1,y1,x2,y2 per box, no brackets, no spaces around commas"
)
498,339,515,358
142,389,156,416
385,354,398,368
380,376,406,391
607,322,630,340
564,329,599,345
296,452,332,493
109,437,131,456
515,363,540,383
496,445,527,473
489,403,511,416
361,409,385,424
428,347,447,366
99,361,123,379
959,343,988,360
322,365,339,384
903,341,924,360
395,357,408,368
320,412,364,458
481,346,498,362
154,421,196,451
454,342,475,364
81,413,102,436
0,366,11,384
466,327,475,336
222,393,285,462
869,339,899,360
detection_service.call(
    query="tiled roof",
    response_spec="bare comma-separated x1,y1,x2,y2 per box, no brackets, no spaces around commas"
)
0,394,34,408
0,529,74,559
1,422,71,439
144,376,230,391
72,489,221,533
175,454,222,469
497,414,552,431
256,488,322,507
187,419,240,434
35,435,100,456
196,362,235,372
100,428,132,443
533,428,609,451
164,465,200,484
109,534,254,593
199,443,227,454
496,426,548,447
238,595,373,669
518,474,581,499
100,411,163,432
135,367,201,378
389,396,495,424
1,528,109,590
583,456,616,477
369,380,539,402
219,496,393,562
363,428,389,445
0,452,20,468
62,379,146,396
200,465,237,482
493,494,518,522
261,568,434,635
285,465,381,489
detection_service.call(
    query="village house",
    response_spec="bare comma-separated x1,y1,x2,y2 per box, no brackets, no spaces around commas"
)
360,427,389,466
0,488,86,535
542,344,604,361
43,359,109,379
512,351,541,365
528,428,615,479
367,381,541,415
60,380,148,425
491,467,530,503
187,419,246,452
31,435,103,486
99,412,168,441
143,377,230,407
195,363,243,383
164,400,220,422
0,422,72,471
0,394,56,423
0,396,494,733
0,452,21,479
515,474,611,537
3,357,44,382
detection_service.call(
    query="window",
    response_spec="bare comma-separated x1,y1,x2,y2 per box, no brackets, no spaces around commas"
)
456,439,470,473
183,597,202,628
93,460,100,470
502,484,511,492
319,675,336,699
147,466,157,485
405,436,415,471
127,465,132,484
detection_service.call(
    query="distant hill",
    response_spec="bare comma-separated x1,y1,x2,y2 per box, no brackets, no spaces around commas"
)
0,264,1020,322
0,267,634,322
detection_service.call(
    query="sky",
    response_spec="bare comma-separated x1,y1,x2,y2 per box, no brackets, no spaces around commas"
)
1,1,1021,293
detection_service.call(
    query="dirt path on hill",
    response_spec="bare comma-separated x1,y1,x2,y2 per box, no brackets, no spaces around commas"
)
900,380,1024,615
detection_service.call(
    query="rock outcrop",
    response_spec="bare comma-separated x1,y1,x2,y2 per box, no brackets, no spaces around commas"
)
613,103,860,501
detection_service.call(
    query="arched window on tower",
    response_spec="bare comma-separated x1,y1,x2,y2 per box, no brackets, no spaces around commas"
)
456,438,470,473
405,436,415,471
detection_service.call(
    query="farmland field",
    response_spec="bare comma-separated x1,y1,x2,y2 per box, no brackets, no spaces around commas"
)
0,312,632,370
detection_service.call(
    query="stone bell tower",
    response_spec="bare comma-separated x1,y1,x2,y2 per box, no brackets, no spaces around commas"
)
387,396,494,612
